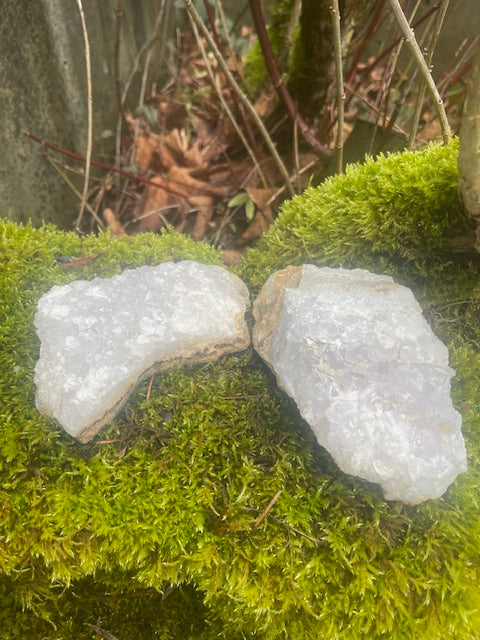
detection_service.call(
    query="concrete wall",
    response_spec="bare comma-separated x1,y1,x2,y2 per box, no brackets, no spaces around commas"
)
0,0,170,227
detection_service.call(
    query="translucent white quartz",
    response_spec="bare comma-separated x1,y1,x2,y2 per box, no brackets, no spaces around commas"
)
34,261,249,442
253,265,467,503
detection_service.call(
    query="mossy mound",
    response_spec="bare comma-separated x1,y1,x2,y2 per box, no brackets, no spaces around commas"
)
2,139,480,639
239,138,473,290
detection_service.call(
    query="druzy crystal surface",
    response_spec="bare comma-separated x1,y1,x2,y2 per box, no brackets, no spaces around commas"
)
253,265,467,503
34,261,249,443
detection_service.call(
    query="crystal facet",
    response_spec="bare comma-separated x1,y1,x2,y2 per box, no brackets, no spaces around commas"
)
253,265,467,503
34,261,250,442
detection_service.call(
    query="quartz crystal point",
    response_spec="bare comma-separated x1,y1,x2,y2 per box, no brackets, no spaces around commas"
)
253,265,467,503
34,261,250,443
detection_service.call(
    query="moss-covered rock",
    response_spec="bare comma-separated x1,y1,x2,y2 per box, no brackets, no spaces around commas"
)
239,138,473,289
2,139,480,638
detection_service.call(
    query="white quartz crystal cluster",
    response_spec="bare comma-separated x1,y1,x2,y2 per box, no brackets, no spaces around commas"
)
34,261,249,443
253,265,467,503
34,260,467,502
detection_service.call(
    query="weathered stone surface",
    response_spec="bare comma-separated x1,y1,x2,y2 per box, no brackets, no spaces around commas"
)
253,265,467,503
34,261,250,443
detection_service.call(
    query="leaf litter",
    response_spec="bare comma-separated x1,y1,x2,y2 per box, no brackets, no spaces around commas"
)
98,28,320,258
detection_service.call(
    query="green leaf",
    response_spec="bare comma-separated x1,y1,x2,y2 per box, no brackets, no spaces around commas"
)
245,198,256,222
228,192,249,208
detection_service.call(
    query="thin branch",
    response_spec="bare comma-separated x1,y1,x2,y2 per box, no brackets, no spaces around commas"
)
248,0,331,157
437,36,478,95
329,0,345,174
84,621,120,640
345,0,387,87
387,0,451,144
408,0,449,147
23,130,189,198
215,0,242,75
189,16,270,188
279,0,302,69
183,0,295,195
196,0,264,166
253,489,282,527
138,0,168,109
46,155,105,229
203,0,223,52
75,0,93,230
114,2,123,115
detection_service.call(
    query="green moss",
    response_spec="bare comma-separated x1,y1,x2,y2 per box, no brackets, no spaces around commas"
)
243,0,299,94
2,141,480,640
239,138,473,290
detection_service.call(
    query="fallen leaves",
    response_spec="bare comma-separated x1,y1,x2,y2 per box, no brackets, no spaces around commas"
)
98,27,324,250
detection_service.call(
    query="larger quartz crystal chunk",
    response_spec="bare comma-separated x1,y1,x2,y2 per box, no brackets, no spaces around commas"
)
34,261,250,443
253,265,467,503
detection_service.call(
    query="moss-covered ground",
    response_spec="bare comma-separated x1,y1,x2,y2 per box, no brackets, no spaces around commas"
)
1,139,480,638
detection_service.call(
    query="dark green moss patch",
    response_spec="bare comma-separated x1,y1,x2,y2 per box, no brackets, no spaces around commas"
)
2,142,480,640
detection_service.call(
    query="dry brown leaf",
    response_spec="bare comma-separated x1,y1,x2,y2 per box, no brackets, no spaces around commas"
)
161,129,206,170
135,177,175,233
167,165,226,198
253,88,276,119
124,112,161,172
189,113,230,162
245,187,278,208
222,249,244,265
238,206,274,246
134,134,160,172
103,208,125,236
189,195,214,241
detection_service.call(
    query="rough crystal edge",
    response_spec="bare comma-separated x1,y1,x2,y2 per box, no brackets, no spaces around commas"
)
75,333,250,443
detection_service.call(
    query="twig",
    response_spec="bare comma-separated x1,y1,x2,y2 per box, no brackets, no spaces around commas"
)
114,2,123,115
183,0,295,196
203,0,223,52
190,0,265,176
279,0,302,69
138,0,168,110
433,299,480,311
215,0,241,75
343,84,412,138
58,251,106,268
387,0,451,144
329,0,345,174
368,1,420,144
253,489,283,527
75,0,93,230
408,0,449,147
23,130,189,198
46,155,105,228
357,4,440,81
84,621,121,640
244,507,327,546
437,36,478,94
189,15,270,189
248,0,331,158
345,0,387,87
146,375,155,402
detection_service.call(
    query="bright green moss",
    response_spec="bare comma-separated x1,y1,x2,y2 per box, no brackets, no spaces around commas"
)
243,0,300,94
239,138,473,290
2,142,480,640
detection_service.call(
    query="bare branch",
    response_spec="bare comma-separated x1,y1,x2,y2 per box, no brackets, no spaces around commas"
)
387,0,451,144
74,0,93,230
329,0,345,174
248,0,331,157
183,0,295,195
408,0,450,147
